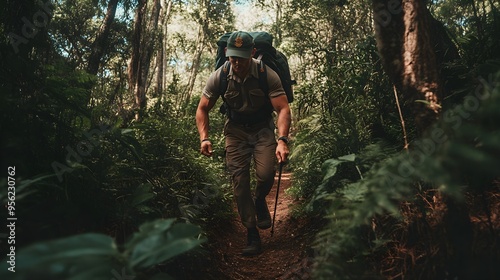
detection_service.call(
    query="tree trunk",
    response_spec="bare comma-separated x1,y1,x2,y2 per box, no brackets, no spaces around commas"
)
373,2,471,278
181,0,209,109
183,23,206,107
154,0,172,108
128,0,161,122
87,0,119,75
128,0,146,122
373,0,442,132
163,0,173,91
155,39,164,98
275,0,283,46
154,0,173,106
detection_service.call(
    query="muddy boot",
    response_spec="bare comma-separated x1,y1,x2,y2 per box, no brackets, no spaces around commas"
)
242,227,261,256
255,197,271,229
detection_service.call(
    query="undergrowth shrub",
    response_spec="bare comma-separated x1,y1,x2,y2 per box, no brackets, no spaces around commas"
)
288,36,396,213
311,70,500,279
0,219,205,280
0,103,231,248
0,103,231,277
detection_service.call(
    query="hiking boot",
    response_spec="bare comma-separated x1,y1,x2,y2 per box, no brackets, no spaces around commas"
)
242,228,262,256
242,240,262,256
255,197,271,229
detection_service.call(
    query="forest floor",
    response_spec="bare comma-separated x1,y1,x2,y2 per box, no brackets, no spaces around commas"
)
168,171,320,280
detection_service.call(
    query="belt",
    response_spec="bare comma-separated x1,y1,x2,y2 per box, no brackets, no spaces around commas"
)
229,118,271,128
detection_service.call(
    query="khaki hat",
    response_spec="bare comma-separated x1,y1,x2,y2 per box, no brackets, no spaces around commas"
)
226,31,254,58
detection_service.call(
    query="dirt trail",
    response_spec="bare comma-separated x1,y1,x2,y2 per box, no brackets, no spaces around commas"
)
210,171,315,280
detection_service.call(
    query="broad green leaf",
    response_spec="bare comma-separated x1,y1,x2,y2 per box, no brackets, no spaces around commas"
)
338,154,356,162
132,183,155,206
165,223,202,239
321,154,357,183
321,159,342,182
121,128,134,134
130,237,204,269
0,233,121,280
125,219,175,250
129,222,205,269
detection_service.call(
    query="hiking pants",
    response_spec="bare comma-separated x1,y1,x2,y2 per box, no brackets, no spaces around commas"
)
224,119,277,229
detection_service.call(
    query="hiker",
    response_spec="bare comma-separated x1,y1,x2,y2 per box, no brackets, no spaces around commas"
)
196,31,291,255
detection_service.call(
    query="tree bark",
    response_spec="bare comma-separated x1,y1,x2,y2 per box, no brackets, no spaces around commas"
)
87,0,119,75
128,0,162,122
155,39,164,99
373,0,444,132
373,3,471,278
402,0,442,130
162,0,173,91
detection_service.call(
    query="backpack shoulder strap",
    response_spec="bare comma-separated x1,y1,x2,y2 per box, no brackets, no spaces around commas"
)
218,61,230,115
219,61,231,100
257,59,269,96
257,59,274,116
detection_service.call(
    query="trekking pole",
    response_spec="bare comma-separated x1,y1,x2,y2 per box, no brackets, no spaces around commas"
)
271,161,284,237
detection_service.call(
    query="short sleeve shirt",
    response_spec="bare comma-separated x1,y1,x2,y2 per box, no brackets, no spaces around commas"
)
202,58,285,114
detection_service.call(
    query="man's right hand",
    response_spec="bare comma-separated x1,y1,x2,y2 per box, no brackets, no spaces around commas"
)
200,140,213,157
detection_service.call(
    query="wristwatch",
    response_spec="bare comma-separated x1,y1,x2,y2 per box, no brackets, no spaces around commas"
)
277,136,289,144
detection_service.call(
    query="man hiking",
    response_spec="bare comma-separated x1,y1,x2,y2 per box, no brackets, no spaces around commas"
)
196,31,291,255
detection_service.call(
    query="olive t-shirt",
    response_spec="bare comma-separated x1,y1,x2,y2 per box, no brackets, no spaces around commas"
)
203,58,285,115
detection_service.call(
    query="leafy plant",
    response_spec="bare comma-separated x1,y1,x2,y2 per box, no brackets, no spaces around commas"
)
0,219,205,280
286,29,397,210
311,71,500,279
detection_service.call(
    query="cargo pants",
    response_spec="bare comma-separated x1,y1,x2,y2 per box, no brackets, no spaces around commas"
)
224,118,277,229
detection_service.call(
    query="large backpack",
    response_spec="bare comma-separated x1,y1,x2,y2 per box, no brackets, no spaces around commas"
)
215,31,295,104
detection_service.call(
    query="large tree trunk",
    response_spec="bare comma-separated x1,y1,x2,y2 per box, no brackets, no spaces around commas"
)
401,0,442,131
128,0,146,122
373,2,470,278
87,0,119,75
373,0,445,132
128,0,161,122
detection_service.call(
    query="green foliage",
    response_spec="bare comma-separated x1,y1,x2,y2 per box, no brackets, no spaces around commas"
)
126,219,205,270
311,71,500,279
0,219,204,280
304,153,360,213
2,3,231,272
2,0,499,278
288,36,395,208
1,95,230,250
431,0,500,72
